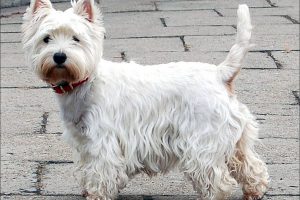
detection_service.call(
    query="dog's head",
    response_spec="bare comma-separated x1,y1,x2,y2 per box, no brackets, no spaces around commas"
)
22,0,105,84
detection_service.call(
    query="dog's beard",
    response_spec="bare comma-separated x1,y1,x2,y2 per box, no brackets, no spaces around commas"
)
37,55,86,84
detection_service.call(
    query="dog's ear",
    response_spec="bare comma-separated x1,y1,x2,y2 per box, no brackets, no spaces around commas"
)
72,0,98,22
30,0,53,14
23,0,53,22
22,0,53,45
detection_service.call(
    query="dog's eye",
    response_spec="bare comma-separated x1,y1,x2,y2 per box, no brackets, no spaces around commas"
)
43,35,50,44
73,36,80,42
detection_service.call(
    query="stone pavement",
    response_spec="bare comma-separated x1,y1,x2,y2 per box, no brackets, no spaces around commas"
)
1,0,299,199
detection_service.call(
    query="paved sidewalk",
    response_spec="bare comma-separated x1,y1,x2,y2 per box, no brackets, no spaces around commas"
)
1,0,299,199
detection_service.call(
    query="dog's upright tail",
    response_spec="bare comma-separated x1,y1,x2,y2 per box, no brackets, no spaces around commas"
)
218,4,252,89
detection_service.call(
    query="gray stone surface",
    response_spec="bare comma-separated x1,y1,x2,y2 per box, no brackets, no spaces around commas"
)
1,133,72,161
185,34,300,51
1,42,23,54
253,24,300,35
267,164,299,195
0,53,26,68
216,7,299,17
1,68,44,87
1,32,21,43
269,0,300,7
258,138,299,164
156,0,270,10
104,37,183,53
126,51,277,69
258,115,299,138
1,0,299,200
272,51,300,70
1,160,37,194
1,0,29,8
165,16,291,27
0,0,69,8
246,103,299,116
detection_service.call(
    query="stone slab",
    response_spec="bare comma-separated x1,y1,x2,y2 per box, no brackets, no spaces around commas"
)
125,51,277,69
258,115,299,139
165,16,291,27
1,160,37,194
247,103,299,116
1,88,57,112
100,0,155,13
1,23,21,32
269,0,300,7
272,51,300,70
102,49,124,62
253,24,300,35
106,25,235,39
0,0,29,8
1,42,23,54
1,111,43,135
185,35,300,51
251,34,300,51
267,164,299,195
237,89,297,105
1,68,45,88
1,133,72,161
47,111,63,134
0,15,23,24
1,32,21,43
216,7,299,17
42,163,79,195
258,138,299,164
236,69,300,92
1,88,59,134
104,38,183,53
156,0,270,10
1,53,27,68
0,9,218,24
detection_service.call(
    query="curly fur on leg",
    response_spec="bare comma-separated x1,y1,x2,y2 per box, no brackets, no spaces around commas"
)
228,104,269,200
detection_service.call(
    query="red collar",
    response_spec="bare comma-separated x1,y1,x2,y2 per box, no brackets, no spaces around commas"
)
51,77,89,94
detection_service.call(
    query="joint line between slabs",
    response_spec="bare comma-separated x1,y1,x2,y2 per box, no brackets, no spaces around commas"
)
282,15,300,24
213,9,224,17
292,91,300,105
265,0,278,7
179,36,190,52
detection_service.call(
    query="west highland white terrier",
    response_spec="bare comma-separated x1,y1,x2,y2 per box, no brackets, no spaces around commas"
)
22,0,269,199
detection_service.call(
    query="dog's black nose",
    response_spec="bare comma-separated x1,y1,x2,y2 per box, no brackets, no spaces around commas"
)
53,52,67,65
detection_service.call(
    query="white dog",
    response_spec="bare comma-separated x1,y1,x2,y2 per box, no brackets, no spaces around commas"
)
22,0,269,199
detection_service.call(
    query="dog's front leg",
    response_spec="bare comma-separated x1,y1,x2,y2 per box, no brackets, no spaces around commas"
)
76,135,128,200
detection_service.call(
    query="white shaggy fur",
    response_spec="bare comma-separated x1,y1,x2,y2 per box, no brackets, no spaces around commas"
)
22,0,269,199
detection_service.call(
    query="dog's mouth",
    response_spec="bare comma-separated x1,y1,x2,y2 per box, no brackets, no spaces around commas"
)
43,65,77,84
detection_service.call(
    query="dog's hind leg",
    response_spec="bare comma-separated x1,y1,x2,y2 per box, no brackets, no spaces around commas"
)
183,159,237,200
228,105,269,200
181,137,238,200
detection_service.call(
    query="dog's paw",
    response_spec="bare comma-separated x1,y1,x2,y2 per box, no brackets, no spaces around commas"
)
83,192,111,200
82,189,89,197
243,193,265,200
